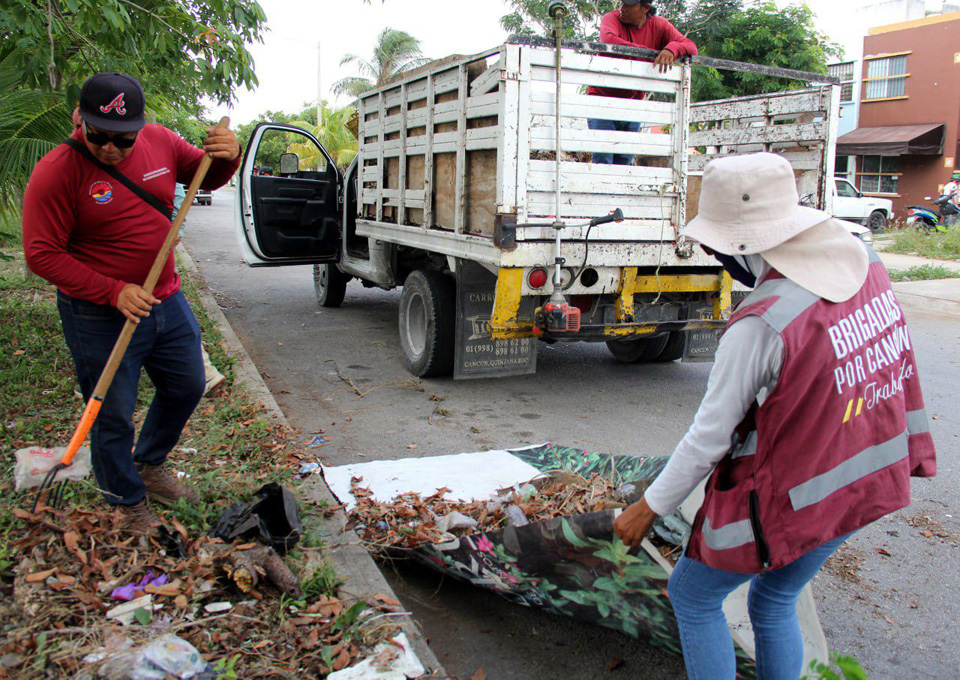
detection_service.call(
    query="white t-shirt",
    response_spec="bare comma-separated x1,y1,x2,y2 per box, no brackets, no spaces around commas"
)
944,180,959,204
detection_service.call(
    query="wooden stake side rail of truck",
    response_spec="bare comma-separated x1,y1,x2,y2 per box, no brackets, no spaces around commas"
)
236,37,840,379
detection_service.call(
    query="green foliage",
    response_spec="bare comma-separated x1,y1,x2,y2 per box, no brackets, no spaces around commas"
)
499,0,837,101
213,653,241,679
885,228,960,260
300,562,344,600
887,264,959,282
0,0,266,109
332,28,430,98
804,654,868,680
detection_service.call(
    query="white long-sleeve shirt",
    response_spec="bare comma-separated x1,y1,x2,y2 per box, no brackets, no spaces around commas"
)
644,256,784,516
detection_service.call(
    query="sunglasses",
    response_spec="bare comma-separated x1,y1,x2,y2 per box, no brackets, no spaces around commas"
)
82,122,138,149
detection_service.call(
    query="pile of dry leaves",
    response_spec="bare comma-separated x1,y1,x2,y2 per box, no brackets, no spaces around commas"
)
349,472,626,554
0,505,395,677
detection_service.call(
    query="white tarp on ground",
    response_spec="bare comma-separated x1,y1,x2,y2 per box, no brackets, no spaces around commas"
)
322,446,546,511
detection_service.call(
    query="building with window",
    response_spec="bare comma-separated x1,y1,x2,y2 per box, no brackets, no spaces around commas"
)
836,10,960,215
823,0,926,182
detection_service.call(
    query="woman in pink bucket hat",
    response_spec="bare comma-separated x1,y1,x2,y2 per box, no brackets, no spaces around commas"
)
615,153,936,678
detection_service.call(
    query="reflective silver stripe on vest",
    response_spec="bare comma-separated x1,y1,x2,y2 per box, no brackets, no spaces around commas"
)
738,277,821,332
788,430,909,511
906,408,930,435
731,430,758,459
702,517,755,551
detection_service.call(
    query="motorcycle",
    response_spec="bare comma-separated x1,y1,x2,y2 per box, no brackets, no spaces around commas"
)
905,194,958,231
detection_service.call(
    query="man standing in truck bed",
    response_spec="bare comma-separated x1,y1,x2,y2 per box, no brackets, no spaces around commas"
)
588,0,697,165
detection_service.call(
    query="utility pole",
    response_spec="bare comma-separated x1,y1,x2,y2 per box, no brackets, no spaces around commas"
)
317,42,323,132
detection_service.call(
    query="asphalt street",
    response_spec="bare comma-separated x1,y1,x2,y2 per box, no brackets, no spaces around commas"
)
183,187,959,679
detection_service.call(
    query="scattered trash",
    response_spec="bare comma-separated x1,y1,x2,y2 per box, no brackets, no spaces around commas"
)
204,601,233,614
505,505,529,527
97,634,208,680
111,571,169,601
157,525,188,559
299,462,321,475
13,445,92,490
326,633,424,680
106,595,157,626
436,511,478,533
307,434,331,447
210,482,302,554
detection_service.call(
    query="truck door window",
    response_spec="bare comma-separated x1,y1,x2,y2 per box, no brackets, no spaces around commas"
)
254,128,328,180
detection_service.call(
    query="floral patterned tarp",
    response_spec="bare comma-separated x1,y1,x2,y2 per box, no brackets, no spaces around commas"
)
401,444,755,676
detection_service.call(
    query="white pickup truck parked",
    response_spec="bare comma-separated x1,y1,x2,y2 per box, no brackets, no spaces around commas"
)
235,36,840,379
832,177,893,230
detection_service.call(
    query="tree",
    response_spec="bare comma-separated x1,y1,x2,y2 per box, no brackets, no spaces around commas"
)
498,0,836,101
332,28,429,99
0,0,267,200
288,103,358,170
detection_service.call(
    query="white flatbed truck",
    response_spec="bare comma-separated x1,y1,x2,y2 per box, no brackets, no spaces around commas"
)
235,36,840,379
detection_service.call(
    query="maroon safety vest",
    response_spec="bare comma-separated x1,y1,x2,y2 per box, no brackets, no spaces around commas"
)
687,249,937,573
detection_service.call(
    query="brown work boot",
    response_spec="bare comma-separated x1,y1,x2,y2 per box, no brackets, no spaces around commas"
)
118,500,160,535
138,463,200,506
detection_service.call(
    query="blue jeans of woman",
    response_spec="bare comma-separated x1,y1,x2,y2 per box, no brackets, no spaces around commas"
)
57,290,205,506
587,118,641,165
667,533,851,679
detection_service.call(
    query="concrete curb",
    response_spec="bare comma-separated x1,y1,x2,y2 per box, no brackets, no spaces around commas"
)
175,244,445,677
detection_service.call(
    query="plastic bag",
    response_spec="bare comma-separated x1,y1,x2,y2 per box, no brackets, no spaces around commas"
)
13,446,92,491
97,634,207,680
210,483,302,554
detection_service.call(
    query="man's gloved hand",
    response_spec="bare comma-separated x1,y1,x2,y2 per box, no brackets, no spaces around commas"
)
203,125,241,161
614,496,658,547
116,283,160,324
653,49,676,73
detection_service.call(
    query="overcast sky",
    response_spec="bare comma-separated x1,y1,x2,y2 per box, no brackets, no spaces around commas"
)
207,0,952,126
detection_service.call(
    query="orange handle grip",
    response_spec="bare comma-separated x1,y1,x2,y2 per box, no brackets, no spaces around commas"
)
60,398,102,466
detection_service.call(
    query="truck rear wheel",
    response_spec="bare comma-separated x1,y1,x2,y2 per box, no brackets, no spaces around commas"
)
399,269,456,377
313,263,349,308
606,335,669,364
655,331,686,362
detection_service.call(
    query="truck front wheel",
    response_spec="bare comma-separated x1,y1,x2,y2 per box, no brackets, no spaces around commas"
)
398,269,456,377
313,263,349,308
606,335,669,364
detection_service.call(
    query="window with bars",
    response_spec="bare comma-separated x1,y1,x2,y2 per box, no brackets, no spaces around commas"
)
863,55,908,100
859,155,900,194
829,61,856,103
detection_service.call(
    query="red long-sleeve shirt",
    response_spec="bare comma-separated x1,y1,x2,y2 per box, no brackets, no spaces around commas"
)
23,124,240,306
587,10,698,100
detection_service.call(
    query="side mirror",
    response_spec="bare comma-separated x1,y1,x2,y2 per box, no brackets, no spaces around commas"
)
279,152,300,176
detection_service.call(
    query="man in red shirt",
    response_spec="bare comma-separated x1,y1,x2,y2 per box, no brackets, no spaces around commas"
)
588,0,697,164
23,73,241,532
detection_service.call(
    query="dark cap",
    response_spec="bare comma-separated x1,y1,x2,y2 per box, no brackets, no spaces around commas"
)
621,0,654,6
79,73,146,133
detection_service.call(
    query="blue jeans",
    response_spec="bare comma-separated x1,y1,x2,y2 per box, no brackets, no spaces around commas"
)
57,290,205,506
587,118,640,165
667,533,851,680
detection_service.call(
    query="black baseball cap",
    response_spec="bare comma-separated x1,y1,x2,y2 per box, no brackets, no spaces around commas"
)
79,73,146,133
621,0,654,5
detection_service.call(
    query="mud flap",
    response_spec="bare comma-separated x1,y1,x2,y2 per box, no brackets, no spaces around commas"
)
454,260,537,379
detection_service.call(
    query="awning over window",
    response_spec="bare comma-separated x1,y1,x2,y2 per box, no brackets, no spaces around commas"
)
837,123,944,156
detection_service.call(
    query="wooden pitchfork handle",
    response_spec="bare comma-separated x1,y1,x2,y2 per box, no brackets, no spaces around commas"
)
58,116,231,467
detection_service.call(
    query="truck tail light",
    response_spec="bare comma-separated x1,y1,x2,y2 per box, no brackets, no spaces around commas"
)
528,268,548,289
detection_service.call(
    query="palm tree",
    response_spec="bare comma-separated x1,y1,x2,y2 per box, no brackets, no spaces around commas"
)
332,28,430,99
288,102,359,170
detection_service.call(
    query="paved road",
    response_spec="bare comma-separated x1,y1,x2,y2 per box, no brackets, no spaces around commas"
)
184,188,959,679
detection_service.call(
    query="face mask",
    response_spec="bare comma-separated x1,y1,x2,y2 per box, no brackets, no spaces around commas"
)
713,253,757,287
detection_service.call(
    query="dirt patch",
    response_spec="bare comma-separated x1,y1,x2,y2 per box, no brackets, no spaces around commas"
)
823,545,867,584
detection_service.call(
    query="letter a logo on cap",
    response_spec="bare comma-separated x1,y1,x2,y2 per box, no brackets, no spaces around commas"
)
100,93,127,116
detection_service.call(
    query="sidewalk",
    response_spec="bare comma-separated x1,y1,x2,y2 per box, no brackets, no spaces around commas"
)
877,251,960,316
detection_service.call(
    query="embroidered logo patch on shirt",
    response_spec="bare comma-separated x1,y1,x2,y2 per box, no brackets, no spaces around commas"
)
90,180,114,204
143,167,170,182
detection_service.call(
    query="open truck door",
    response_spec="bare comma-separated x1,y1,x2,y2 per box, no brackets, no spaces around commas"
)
236,123,342,266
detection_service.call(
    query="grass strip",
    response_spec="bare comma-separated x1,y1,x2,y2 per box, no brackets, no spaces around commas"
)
888,265,960,283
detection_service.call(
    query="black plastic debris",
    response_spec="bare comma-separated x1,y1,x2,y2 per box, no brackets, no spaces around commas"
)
210,483,302,554
156,525,188,559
